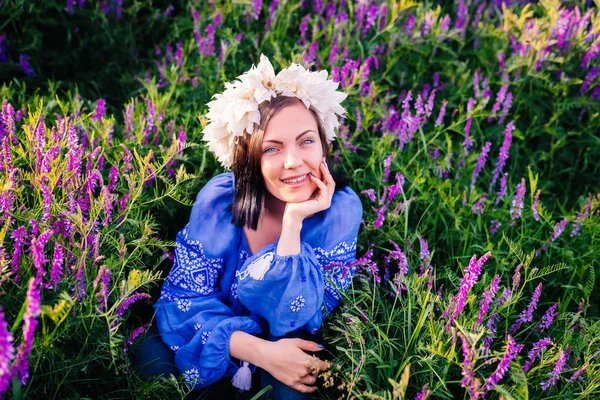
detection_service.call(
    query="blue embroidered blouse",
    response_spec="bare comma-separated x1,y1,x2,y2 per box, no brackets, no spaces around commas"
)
154,172,362,388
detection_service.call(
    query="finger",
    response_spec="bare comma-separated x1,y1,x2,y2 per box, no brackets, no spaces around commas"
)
320,159,336,188
309,173,328,192
316,359,332,372
294,339,323,352
294,383,318,393
301,373,317,385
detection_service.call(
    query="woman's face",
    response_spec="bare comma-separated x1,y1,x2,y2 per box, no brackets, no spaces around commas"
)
261,102,324,204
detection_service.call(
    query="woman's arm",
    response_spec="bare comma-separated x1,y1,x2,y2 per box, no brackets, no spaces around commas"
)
277,160,334,256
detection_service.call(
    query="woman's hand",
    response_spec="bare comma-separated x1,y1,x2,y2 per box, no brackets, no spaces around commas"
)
259,338,332,393
283,159,336,224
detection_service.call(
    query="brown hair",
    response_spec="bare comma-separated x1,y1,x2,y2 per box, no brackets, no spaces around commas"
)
231,96,344,229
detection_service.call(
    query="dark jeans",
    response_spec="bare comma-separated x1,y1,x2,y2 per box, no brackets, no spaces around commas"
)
130,325,322,400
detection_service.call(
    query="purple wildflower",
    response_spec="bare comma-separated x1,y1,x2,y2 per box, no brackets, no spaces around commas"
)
490,219,501,235
483,335,523,391
93,265,111,313
498,92,513,124
117,293,151,319
459,333,481,399
509,177,526,222
571,193,592,236
471,142,492,189
541,348,568,390
299,14,310,45
0,306,14,393
12,278,41,385
92,99,106,122
512,263,522,291
532,189,541,221
523,337,553,373
536,303,558,333
488,85,508,122
49,244,64,288
361,189,376,203
414,384,431,400
387,241,408,275
435,100,447,127
495,173,508,205
124,323,151,353
548,218,569,246
443,252,492,325
472,193,487,215
568,363,588,382
490,122,514,191
477,275,500,325
20,54,34,76
510,283,542,332
372,205,387,228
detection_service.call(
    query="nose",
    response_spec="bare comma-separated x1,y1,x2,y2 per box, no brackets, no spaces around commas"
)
283,147,303,169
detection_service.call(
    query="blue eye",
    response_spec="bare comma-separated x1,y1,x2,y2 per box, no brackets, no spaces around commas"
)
301,138,315,145
263,147,277,154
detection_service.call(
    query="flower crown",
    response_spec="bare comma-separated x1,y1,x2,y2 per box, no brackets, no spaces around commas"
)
202,54,348,167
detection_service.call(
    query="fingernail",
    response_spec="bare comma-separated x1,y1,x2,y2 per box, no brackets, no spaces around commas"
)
318,344,324,348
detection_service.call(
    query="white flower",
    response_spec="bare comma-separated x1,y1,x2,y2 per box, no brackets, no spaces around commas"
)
202,54,347,167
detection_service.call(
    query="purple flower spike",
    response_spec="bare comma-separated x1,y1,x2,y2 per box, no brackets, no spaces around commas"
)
541,348,568,390
471,142,492,189
472,193,487,215
12,278,41,385
532,189,541,221
477,275,500,325
490,219,501,235
458,333,481,399
435,100,447,127
0,306,15,393
444,252,492,324
568,363,589,382
382,153,395,182
490,122,514,191
510,282,542,332
49,244,64,288
415,384,431,400
495,173,508,205
536,303,558,333
484,334,523,391
124,323,151,353
523,337,553,373
92,99,106,122
509,177,526,222
20,54,34,76
117,293,151,319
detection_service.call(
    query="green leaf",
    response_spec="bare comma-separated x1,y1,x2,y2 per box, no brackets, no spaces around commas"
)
529,263,571,281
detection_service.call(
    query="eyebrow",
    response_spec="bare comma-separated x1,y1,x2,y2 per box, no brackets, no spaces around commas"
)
262,130,316,145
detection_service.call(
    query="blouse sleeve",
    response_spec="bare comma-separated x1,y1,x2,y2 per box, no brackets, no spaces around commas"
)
153,173,261,389
236,187,362,337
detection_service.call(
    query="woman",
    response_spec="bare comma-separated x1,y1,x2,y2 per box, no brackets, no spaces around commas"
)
151,55,362,398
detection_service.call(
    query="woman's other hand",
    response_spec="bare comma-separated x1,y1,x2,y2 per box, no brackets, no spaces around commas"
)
259,338,332,393
283,159,335,224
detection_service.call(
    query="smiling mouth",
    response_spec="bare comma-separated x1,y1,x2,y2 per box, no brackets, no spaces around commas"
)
281,174,309,185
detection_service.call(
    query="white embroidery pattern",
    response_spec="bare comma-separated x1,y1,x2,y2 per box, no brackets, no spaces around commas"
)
230,283,239,299
176,299,192,312
170,345,179,352
313,239,358,317
313,238,356,266
290,295,306,312
183,368,200,384
193,322,203,332
167,227,223,295
201,331,211,345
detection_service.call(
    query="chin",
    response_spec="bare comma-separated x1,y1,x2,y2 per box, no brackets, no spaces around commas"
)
279,183,317,203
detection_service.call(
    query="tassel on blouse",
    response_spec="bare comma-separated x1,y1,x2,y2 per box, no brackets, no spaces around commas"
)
231,361,252,391
236,252,274,281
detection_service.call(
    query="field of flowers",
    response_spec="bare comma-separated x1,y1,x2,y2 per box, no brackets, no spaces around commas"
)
1,0,599,399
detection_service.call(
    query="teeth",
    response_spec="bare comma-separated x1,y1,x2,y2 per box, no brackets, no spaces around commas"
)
283,175,306,184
